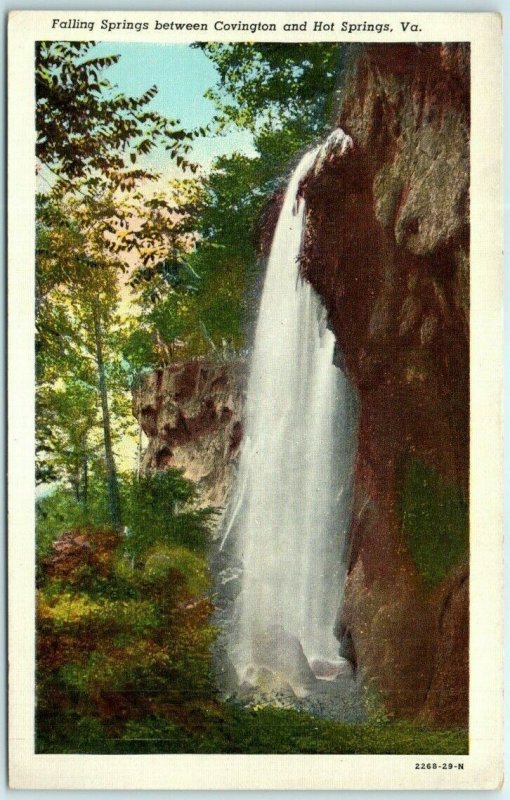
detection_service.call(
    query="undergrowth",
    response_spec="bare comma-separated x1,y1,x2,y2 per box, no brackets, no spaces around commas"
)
36,471,468,756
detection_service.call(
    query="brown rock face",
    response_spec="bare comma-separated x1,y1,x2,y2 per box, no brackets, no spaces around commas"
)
301,44,469,726
132,361,245,508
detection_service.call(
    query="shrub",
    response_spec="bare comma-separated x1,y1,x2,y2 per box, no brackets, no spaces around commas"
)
123,470,215,558
143,544,209,597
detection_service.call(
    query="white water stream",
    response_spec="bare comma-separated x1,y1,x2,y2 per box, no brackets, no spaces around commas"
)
224,132,357,683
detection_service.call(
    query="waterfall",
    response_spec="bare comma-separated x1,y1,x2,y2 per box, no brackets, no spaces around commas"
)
224,131,357,686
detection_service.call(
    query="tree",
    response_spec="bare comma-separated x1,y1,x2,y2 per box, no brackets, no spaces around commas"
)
91,295,122,528
147,44,344,355
36,191,134,525
35,41,206,521
36,176,206,521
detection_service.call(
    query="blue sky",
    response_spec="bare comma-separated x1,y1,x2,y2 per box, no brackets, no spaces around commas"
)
92,42,257,174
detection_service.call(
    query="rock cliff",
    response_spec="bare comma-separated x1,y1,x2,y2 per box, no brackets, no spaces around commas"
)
132,361,245,509
300,44,469,726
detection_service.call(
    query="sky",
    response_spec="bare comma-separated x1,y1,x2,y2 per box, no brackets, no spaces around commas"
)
92,42,257,176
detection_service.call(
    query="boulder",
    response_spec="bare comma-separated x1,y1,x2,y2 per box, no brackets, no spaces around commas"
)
252,625,316,697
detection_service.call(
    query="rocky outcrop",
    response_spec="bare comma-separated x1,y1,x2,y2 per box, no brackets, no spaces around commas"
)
301,44,470,725
132,361,245,508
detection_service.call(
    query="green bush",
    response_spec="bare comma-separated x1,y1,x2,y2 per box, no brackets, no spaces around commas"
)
36,469,215,564
38,592,160,635
143,544,209,596
36,489,88,561
123,470,214,558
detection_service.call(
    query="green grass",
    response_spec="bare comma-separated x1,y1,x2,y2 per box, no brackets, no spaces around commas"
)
400,458,468,587
37,706,468,755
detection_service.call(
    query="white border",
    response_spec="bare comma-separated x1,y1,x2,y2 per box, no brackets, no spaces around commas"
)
7,10,504,790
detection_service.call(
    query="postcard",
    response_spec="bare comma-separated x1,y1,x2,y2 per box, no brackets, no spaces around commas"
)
8,9,503,790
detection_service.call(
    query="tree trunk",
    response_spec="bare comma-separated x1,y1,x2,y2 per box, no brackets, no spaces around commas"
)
82,452,89,515
92,302,121,528
72,476,80,503
137,414,142,480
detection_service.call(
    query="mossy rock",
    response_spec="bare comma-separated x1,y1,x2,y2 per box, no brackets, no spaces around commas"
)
400,458,468,588
143,544,209,596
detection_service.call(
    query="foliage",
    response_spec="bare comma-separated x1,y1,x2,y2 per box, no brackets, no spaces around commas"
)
36,476,468,757
35,41,347,423
36,470,213,561
36,477,125,564
36,41,196,187
36,190,128,516
120,328,160,377
36,490,89,562
177,154,270,353
35,181,203,487
125,44,344,359
143,545,209,597
122,470,214,558
199,43,342,137
36,470,217,750
214,706,468,755
400,458,469,587
38,592,159,635
36,381,98,489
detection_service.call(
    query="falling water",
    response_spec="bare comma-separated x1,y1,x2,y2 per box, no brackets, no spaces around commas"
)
223,132,357,684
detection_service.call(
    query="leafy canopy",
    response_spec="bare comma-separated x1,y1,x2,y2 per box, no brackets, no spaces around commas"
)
199,43,342,137
36,41,197,187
